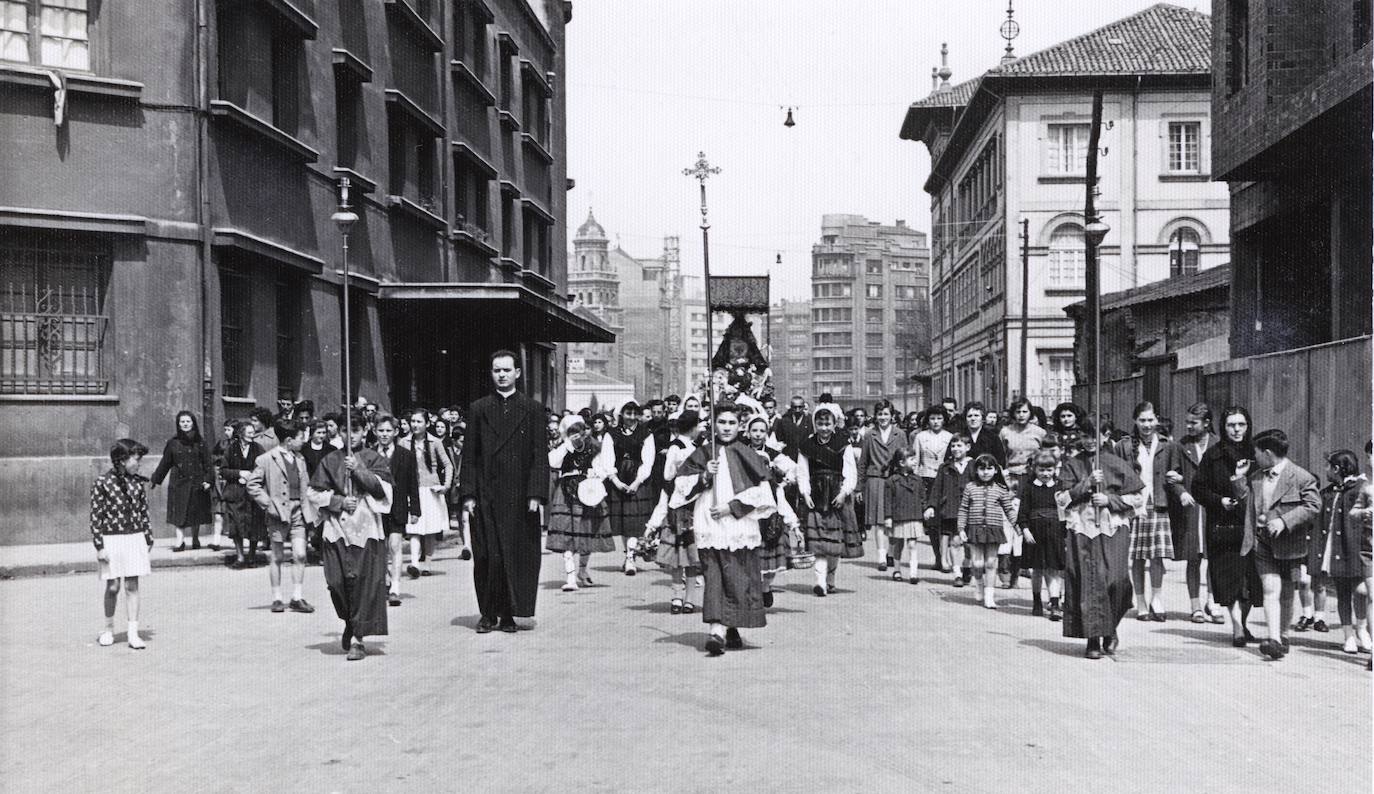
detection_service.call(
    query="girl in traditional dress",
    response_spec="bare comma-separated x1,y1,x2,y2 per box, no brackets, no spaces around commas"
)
646,411,704,613
884,446,927,584
1059,426,1147,659
957,454,1018,609
673,404,776,656
221,420,266,569
1019,450,1067,620
91,439,153,649
797,408,861,597
149,410,215,552
858,400,909,573
607,401,657,576
399,410,453,577
547,415,616,591
1115,401,1184,620
745,416,801,607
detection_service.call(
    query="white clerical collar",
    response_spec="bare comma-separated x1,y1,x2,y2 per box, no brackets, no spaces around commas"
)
496,388,516,399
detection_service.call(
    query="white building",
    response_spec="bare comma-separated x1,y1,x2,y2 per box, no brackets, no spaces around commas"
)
899,4,1229,410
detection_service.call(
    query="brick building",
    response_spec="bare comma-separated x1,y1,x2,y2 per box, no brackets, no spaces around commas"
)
0,0,609,544
1210,0,1372,357
900,4,1230,413
808,214,931,413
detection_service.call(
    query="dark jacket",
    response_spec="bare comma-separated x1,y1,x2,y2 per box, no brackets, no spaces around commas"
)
1190,442,1254,553
375,443,423,529
219,441,264,506
966,427,1005,468
885,471,926,523
150,436,214,527
927,458,974,523
1313,477,1369,578
1113,435,1187,509
459,389,551,618
772,413,813,461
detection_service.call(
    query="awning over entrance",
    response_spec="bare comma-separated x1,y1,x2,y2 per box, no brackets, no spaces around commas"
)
376,282,615,343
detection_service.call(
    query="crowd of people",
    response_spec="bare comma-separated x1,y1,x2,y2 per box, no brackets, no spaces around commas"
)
89,360,1374,665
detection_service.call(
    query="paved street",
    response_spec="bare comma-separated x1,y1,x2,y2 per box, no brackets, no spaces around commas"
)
2,541,1368,793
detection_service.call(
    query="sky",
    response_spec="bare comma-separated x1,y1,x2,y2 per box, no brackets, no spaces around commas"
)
564,0,1188,301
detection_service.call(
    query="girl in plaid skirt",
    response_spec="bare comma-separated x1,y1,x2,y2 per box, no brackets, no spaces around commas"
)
1116,401,1186,621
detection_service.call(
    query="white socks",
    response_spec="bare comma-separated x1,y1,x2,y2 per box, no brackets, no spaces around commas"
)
127,621,145,649
292,584,302,601
814,557,829,588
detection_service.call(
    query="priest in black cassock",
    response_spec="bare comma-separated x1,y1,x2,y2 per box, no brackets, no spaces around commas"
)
459,350,551,634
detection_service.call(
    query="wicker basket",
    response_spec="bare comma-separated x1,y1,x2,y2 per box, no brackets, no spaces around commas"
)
788,550,816,570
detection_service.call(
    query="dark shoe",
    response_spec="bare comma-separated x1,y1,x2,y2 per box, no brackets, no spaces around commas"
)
419,569,434,577
341,623,353,651
725,627,743,649
498,619,518,634
271,600,285,613
232,558,246,570
207,544,221,552
475,617,496,634
1243,628,1258,642
1277,637,1290,655
1150,608,1166,623
1190,609,1208,624
704,634,725,656
289,599,315,614
891,570,903,582
1232,635,1248,647
1031,596,1044,617
406,565,420,580
682,602,696,614
1258,639,1285,660
388,594,401,607
909,576,921,585
1085,640,1103,660
827,584,839,595
670,600,683,615
191,540,202,551
952,576,966,588
346,641,366,661
1312,619,1330,633
1136,611,1151,622
813,585,827,597
459,548,472,561
762,590,774,608
173,543,187,553
1292,616,1313,632
1103,635,1119,656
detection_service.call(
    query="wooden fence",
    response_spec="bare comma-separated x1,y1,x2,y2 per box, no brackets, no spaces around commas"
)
1073,336,1371,469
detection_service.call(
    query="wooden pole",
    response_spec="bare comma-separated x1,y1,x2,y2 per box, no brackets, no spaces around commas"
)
1084,91,1104,473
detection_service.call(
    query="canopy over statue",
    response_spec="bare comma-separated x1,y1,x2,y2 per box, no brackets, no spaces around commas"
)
706,275,772,402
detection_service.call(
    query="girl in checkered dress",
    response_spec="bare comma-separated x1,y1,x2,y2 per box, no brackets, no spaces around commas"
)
1116,401,1185,621
957,454,1019,609
91,439,154,650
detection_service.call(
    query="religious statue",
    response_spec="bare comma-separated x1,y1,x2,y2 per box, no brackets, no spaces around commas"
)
706,312,773,403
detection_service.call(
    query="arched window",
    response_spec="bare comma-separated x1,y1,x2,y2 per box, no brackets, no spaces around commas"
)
1047,224,1086,287
1169,227,1201,277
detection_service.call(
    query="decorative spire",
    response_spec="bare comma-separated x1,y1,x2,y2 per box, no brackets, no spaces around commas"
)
999,1,1020,64
937,43,952,91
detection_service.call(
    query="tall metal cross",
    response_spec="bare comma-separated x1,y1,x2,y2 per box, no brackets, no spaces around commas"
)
683,151,721,455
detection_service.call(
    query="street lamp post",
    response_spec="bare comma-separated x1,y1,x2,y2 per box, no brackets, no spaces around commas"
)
331,178,360,492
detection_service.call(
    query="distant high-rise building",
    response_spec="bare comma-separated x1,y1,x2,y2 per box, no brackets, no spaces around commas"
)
570,212,701,397
768,299,813,402
809,214,931,413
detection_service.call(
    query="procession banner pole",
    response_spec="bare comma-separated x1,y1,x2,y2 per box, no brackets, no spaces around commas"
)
332,178,360,497
684,152,721,458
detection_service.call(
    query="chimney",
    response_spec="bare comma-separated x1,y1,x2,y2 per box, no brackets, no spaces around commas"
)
930,67,938,92
895,219,907,228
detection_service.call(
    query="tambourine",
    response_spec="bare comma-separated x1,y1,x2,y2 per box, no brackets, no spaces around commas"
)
577,477,608,507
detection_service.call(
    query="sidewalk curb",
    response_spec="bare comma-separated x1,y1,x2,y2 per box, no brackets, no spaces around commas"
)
0,552,236,580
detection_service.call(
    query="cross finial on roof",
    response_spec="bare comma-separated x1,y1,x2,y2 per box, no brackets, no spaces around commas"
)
937,43,952,90
1000,1,1021,63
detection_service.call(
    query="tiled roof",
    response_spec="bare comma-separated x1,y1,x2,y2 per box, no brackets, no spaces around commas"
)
1065,263,1230,315
910,77,980,109
991,3,1211,77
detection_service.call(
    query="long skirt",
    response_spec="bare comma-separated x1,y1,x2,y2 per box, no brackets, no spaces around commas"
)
322,538,388,638
223,496,266,543
654,505,700,574
606,485,655,538
862,475,891,527
700,547,766,629
1206,522,1251,606
1129,506,1174,561
758,515,793,575
1062,527,1132,639
1027,517,1067,571
546,482,615,554
804,502,863,559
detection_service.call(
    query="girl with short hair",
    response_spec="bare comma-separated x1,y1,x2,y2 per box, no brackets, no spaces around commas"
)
91,439,153,649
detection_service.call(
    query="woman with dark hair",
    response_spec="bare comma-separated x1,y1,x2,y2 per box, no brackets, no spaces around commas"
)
1050,402,1086,440
221,420,266,568
858,399,909,572
1189,406,1258,646
91,438,153,649
149,410,215,552
399,409,452,577
1116,401,1186,621
590,412,611,441
1168,402,1226,623
1313,449,1371,654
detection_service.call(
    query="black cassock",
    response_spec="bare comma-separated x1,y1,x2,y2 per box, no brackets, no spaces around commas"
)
459,390,551,619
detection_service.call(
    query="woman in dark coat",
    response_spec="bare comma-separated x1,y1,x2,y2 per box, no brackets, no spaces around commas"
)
220,420,266,568
1189,406,1257,646
149,410,215,551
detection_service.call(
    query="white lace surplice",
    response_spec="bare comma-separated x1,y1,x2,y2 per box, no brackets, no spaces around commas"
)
689,448,776,551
